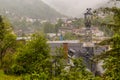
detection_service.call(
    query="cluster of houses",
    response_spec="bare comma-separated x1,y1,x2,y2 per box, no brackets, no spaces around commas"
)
14,15,108,76
46,17,105,42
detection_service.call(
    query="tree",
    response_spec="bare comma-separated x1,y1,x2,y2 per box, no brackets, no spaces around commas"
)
95,1,120,79
12,34,51,78
55,19,63,35
52,47,66,78
56,58,97,80
72,18,84,28
42,22,55,33
63,32,78,40
0,15,16,67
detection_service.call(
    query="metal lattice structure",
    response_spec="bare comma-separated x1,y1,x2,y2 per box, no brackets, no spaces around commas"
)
84,8,93,43
82,8,96,74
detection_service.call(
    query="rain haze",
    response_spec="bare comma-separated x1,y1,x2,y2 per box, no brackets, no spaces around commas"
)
42,0,109,17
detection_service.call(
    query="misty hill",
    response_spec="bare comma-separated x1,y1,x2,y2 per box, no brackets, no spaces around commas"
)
0,0,65,35
42,0,109,17
95,1,120,9
0,0,63,19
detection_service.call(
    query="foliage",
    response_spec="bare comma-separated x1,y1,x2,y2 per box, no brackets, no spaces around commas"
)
96,3,120,80
93,9,114,36
100,34,120,80
55,19,64,34
63,32,78,40
0,28,101,80
52,47,66,78
0,15,16,67
22,72,48,80
56,58,96,80
51,47,96,79
13,19,42,36
71,18,84,28
11,34,51,77
0,70,21,80
42,22,56,33
2,53,15,74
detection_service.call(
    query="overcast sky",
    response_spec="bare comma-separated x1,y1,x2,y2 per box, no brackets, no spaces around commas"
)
42,0,109,17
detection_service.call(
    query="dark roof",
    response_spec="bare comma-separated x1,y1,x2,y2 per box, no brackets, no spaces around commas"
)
49,43,83,55
49,43,107,56
49,42,108,74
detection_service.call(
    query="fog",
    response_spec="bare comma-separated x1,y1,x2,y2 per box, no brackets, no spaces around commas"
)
42,0,109,17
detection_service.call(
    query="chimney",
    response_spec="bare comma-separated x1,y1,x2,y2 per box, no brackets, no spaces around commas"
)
63,43,68,61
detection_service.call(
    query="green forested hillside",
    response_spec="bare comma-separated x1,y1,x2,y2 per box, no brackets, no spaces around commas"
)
0,0,63,19
0,0,64,35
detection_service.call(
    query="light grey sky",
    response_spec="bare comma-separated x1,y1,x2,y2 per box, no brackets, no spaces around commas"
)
42,0,109,17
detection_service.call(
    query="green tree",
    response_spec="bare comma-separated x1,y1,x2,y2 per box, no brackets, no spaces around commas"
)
72,18,84,28
12,34,51,78
42,22,55,33
93,8,114,36
52,47,66,78
55,19,63,34
57,58,96,80
64,32,78,40
96,1,120,79
0,15,16,67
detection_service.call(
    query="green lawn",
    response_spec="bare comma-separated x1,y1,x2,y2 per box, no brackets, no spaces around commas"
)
0,70,21,80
